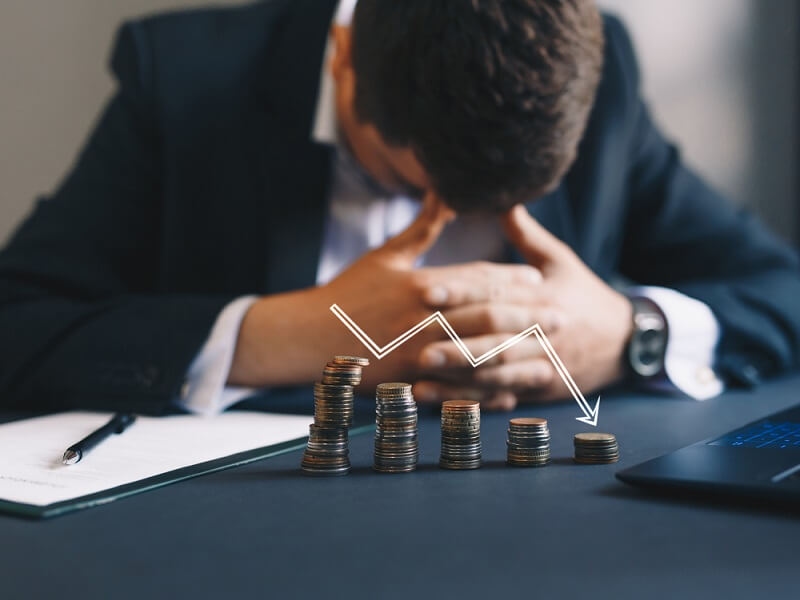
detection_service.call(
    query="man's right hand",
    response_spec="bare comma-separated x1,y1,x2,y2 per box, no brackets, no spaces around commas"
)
227,193,456,388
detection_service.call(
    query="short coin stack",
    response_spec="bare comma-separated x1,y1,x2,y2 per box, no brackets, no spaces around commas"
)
321,357,366,389
373,382,418,473
301,356,369,476
439,400,481,470
573,432,620,464
506,417,551,467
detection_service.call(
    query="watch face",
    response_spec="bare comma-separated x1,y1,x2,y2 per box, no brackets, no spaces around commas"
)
629,312,667,378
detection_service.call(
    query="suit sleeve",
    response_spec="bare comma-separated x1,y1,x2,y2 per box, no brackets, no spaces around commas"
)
608,17,800,386
0,23,235,414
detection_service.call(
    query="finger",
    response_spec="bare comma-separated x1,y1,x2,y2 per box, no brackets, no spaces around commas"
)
501,204,570,267
442,303,565,338
412,381,518,411
472,358,555,390
421,263,542,308
515,385,565,404
413,380,486,404
480,390,518,412
419,334,545,370
378,192,455,268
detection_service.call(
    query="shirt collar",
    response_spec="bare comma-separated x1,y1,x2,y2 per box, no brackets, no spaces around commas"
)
311,0,358,145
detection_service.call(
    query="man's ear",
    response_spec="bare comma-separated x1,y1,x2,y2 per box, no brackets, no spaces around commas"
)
330,25,353,82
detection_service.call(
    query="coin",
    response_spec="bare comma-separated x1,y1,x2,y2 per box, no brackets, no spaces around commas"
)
332,355,370,367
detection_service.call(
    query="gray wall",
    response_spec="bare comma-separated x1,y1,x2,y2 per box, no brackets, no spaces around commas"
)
0,0,246,244
601,0,799,244
1,0,798,245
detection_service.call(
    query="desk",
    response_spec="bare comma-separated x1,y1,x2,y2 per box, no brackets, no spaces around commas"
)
2,375,799,599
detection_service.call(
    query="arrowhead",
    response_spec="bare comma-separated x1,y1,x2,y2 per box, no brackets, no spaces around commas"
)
575,396,601,427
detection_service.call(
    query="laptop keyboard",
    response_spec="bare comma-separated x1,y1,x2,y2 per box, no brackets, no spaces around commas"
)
708,421,800,449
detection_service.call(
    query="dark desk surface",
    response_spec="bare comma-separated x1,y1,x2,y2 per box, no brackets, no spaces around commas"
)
2,375,800,600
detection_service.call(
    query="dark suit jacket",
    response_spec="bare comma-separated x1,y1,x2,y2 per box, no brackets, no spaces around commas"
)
1,0,798,414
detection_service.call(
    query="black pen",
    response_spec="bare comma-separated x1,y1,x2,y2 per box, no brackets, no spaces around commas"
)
62,413,137,465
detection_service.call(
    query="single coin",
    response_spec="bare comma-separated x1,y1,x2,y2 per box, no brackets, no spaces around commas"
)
324,362,362,373
333,355,370,367
441,400,480,411
509,417,548,427
574,432,617,444
376,382,413,393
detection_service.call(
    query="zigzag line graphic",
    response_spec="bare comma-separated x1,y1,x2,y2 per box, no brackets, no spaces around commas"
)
329,303,601,425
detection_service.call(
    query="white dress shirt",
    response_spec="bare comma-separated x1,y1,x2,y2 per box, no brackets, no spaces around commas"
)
177,0,724,414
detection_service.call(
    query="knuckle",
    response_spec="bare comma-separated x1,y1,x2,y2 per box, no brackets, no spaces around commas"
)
492,368,514,387
517,264,542,284
494,346,512,365
475,261,493,277
409,272,432,295
441,346,461,365
474,366,497,386
411,270,429,287
530,363,553,386
493,391,517,411
482,305,503,330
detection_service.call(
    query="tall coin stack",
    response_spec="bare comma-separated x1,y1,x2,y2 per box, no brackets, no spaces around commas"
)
301,356,369,476
573,432,620,464
506,417,551,467
439,400,482,470
373,382,418,473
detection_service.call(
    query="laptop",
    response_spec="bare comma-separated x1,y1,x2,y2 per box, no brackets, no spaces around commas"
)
616,404,800,502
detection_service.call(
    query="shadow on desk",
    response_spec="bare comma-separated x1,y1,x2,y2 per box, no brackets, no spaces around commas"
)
204,456,586,486
600,482,800,519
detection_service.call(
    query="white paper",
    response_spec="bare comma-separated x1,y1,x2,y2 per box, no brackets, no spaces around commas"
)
0,411,313,507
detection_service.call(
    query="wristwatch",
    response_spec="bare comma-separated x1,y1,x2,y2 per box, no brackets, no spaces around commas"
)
626,296,668,380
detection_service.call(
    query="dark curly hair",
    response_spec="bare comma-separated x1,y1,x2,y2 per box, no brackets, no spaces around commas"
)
351,0,604,212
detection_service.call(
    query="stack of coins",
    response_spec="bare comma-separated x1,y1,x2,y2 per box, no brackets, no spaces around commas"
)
300,425,351,476
373,382,418,473
506,417,551,467
574,432,620,464
439,400,482,470
301,355,369,476
321,357,366,387
312,382,354,427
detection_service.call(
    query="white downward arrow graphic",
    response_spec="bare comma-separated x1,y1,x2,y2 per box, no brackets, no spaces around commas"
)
330,304,601,426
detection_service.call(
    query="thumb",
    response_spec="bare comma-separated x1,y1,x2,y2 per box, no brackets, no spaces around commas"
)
377,192,455,268
501,204,567,267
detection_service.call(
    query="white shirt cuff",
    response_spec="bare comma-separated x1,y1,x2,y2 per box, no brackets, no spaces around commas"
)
630,286,725,400
176,295,259,415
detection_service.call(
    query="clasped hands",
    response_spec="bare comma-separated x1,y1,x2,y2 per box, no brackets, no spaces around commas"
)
229,194,633,409
321,194,634,411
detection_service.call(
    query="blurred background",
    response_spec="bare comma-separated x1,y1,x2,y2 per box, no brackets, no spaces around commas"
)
0,0,798,245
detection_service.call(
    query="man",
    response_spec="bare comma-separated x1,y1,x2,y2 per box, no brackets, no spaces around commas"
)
0,0,798,415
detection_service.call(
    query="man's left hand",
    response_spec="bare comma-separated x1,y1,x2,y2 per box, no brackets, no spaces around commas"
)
413,204,633,411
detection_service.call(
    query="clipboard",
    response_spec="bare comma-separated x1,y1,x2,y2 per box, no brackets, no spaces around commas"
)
0,411,373,519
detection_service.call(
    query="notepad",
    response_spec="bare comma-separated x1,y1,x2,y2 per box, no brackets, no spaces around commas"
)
0,411,317,518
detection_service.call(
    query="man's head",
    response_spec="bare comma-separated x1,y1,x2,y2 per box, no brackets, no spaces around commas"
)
329,0,604,212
